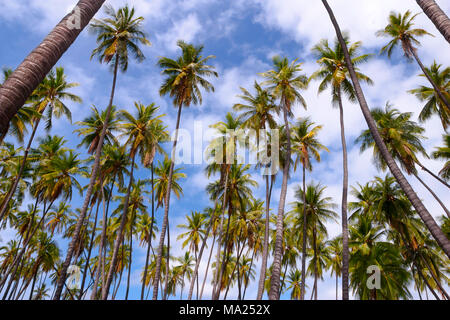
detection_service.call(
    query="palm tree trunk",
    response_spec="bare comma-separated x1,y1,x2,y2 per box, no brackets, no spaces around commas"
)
300,164,308,300
337,89,350,300
242,248,256,300
416,0,450,44
322,0,450,258
408,42,450,109
199,231,216,300
257,174,271,300
152,102,183,300
313,227,318,300
102,152,137,299
78,198,100,299
54,53,120,300
417,161,450,189
125,214,134,300
269,99,292,300
141,163,155,300
0,0,105,136
211,168,230,299
421,256,449,299
414,173,450,217
0,113,43,222
91,175,114,299
163,222,171,299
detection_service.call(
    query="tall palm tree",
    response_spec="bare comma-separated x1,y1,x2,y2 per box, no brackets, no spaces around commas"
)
311,34,372,300
409,62,449,132
0,0,105,135
233,81,278,300
54,5,150,300
291,117,328,299
0,67,81,222
376,10,450,109
153,40,217,300
432,134,450,181
291,182,337,300
415,0,450,44
356,104,450,216
103,103,161,299
260,56,308,300
177,211,206,299
321,0,450,259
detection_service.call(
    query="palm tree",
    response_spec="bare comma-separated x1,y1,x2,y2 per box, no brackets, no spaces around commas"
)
311,34,372,300
174,252,194,299
291,117,328,299
409,62,449,132
432,134,450,181
233,81,278,300
415,0,450,43
0,0,106,135
291,182,337,300
102,103,161,299
349,216,411,300
153,40,217,300
356,104,450,216
321,0,450,259
177,211,206,299
0,67,81,222
260,56,308,300
54,5,150,300
74,105,119,153
376,10,450,109
286,269,302,300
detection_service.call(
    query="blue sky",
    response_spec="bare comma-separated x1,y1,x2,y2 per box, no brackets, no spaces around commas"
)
0,0,449,300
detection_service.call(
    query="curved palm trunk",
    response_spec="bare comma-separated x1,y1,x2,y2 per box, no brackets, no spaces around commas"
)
337,90,350,300
414,173,450,217
312,227,318,300
125,213,135,300
416,0,450,44
102,152,137,299
199,232,216,300
0,113,43,222
152,102,183,300
268,99,292,300
53,55,120,300
408,43,450,109
257,174,271,300
0,0,105,135
322,0,450,258
300,165,308,300
141,164,155,300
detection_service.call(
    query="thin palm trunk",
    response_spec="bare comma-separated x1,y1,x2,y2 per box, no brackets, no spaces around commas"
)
322,0,450,258
0,0,106,135
408,42,450,109
414,173,450,217
313,227,318,300
141,163,155,300
300,165,307,300
417,162,450,189
163,221,170,300
269,98,292,300
416,0,450,44
125,213,135,300
78,198,100,299
102,152,137,299
152,102,183,300
337,89,350,300
199,231,216,300
257,174,271,300
54,54,120,300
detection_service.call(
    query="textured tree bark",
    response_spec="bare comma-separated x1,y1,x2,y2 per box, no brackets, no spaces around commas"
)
416,0,450,44
0,0,105,136
268,99,292,300
322,0,450,258
257,174,271,300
